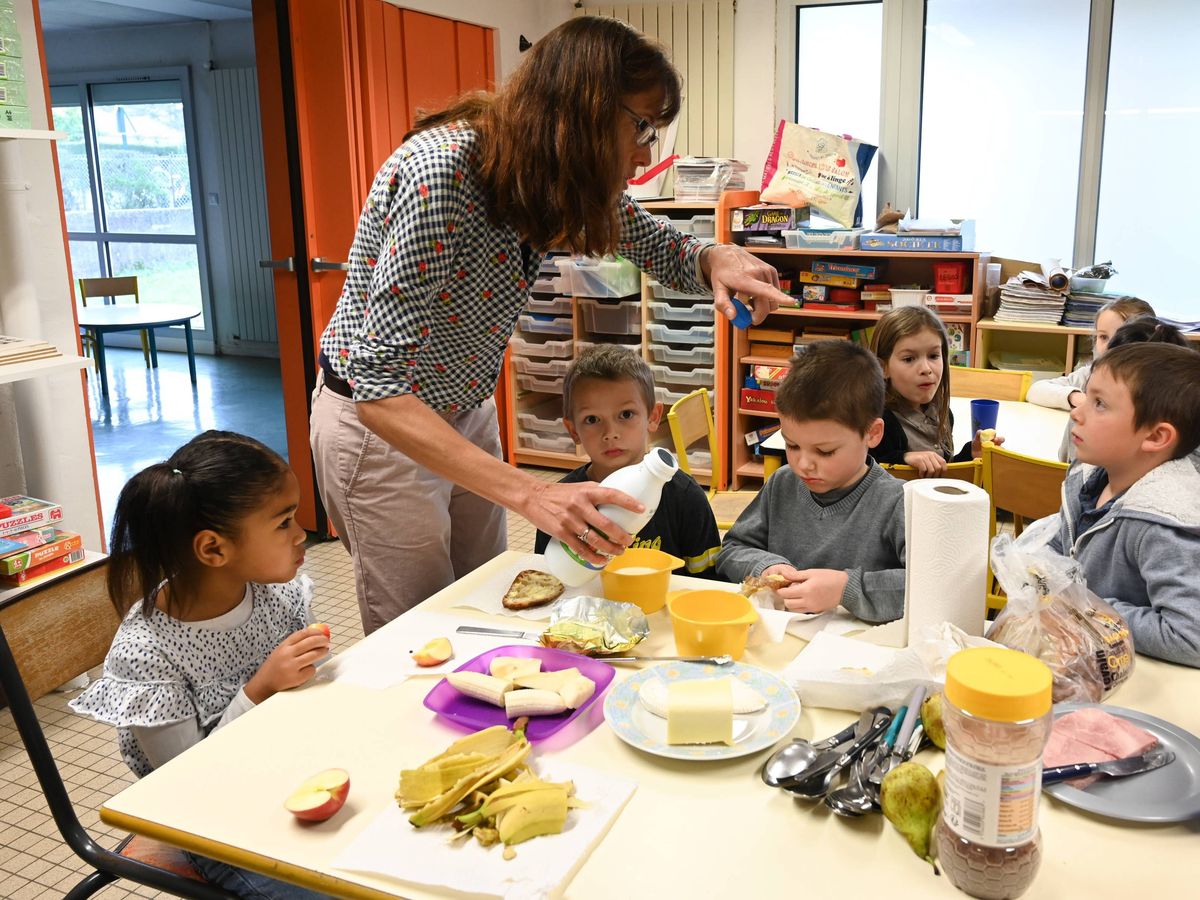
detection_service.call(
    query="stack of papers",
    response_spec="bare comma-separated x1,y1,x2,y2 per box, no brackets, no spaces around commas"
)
995,274,1067,324
0,335,61,366
1062,292,1108,328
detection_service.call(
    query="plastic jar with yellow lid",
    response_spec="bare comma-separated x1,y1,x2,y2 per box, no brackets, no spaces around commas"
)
935,647,1053,899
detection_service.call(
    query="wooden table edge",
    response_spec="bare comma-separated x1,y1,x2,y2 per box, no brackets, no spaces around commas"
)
100,805,400,900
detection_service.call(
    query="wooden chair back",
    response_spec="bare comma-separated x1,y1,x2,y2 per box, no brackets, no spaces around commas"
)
667,388,719,482
949,365,1032,401
880,458,983,486
982,443,1069,612
78,276,141,307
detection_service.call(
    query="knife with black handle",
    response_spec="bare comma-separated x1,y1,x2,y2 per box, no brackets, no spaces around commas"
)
1042,748,1175,785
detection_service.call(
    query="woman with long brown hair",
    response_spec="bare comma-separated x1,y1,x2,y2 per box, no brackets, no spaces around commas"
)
310,17,789,633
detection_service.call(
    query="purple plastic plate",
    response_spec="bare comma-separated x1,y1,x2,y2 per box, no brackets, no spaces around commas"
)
423,645,615,741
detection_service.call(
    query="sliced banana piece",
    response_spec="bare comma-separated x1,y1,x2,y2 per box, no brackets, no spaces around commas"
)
639,676,766,718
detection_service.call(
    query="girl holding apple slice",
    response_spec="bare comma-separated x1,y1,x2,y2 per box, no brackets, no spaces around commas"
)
70,431,330,899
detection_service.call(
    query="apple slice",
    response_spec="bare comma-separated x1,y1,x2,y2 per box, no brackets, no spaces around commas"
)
411,636,453,667
309,622,331,639
284,768,350,822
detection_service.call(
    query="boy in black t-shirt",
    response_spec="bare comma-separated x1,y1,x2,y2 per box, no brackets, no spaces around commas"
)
533,344,721,577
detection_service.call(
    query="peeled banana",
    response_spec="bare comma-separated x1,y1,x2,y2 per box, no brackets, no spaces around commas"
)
489,657,543,680
504,688,567,718
446,672,511,707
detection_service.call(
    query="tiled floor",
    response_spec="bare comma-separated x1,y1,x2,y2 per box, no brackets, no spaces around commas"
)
0,493,553,899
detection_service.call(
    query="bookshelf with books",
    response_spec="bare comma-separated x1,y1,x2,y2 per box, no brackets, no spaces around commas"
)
714,190,992,489
0,0,105,615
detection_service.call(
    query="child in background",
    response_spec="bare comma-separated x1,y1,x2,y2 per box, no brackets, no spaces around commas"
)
1105,314,1190,351
1018,343,1200,668
71,431,329,900
534,345,721,578
1027,297,1154,461
870,306,1001,477
717,341,906,623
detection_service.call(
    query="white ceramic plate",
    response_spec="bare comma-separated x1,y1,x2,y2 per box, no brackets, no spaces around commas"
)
1043,702,1200,823
603,661,800,761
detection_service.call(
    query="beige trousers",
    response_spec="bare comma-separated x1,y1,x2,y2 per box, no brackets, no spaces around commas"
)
309,374,507,634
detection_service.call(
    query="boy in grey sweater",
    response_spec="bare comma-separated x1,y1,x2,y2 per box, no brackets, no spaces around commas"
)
1018,342,1200,667
717,341,905,623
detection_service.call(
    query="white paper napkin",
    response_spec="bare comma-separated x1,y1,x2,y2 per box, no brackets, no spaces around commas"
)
752,607,868,643
318,610,516,690
330,760,636,900
452,553,601,621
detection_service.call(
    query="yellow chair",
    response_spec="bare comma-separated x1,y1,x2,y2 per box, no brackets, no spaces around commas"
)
666,388,759,530
77,276,152,367
880,458,983,485
949,365,1031,401
981,442,1069,612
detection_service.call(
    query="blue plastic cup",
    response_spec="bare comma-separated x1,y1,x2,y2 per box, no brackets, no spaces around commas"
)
970,399,1000,435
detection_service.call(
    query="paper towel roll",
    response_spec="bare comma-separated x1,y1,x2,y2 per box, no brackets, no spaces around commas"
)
903,478,989,639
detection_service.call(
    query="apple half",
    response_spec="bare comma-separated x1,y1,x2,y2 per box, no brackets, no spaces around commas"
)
284,768,350,822
411,636,453,667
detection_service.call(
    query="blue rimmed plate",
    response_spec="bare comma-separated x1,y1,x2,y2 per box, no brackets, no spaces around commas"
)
603,661,800,761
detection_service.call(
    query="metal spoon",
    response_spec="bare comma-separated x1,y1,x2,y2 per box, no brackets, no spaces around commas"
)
599,654,734,665
824,755,877,817
760,718,861,788
786,708,894,800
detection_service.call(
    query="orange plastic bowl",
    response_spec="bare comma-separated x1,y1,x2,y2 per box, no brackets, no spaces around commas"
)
601,548,683,614
666,590,758,660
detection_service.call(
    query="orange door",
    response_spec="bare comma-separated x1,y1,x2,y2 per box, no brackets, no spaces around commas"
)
253,1,497,533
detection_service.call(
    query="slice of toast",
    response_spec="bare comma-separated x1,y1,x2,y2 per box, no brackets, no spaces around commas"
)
502,569,565,611
739,573,791,596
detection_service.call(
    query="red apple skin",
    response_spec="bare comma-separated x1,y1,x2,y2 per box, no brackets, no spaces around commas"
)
285,769,350,822
310,623,332,640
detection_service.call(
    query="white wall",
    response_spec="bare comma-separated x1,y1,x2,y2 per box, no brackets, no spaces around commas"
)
44,20,257,357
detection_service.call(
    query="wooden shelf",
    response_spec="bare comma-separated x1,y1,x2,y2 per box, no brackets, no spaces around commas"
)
737,407,779,419
0,128,62,141
0,550,108,608
737,461,765,478
741,355,794,365
0,355,91,386
514,448,586,468
746,247,982,260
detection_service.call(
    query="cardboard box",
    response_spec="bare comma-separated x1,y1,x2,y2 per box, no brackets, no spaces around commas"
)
812,259,881,280
798,270,860,289
801,284,828,303
859,221,976,252
749,342,793,360
731,204,808,232
747,326,794,344
740,387,777,414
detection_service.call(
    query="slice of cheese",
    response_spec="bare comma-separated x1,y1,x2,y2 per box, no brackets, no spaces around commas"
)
667,678,734,746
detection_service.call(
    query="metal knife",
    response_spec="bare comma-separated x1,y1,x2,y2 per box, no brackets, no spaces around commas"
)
454,625,540,641
1043,747,1176,785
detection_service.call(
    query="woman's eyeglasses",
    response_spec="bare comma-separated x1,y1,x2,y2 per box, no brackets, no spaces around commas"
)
621,106,659,148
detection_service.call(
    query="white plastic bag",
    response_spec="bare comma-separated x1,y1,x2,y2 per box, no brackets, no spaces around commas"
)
759,121,877,227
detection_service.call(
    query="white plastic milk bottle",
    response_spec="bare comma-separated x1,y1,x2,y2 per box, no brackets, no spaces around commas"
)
544,447,679,587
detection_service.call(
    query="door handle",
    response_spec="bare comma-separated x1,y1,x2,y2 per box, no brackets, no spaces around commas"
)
258,257,295,272
312,257,351,272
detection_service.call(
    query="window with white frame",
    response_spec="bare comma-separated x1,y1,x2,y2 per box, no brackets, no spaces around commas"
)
781,0,1199,318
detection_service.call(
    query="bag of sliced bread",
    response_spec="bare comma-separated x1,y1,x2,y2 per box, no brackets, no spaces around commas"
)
759,121,877,227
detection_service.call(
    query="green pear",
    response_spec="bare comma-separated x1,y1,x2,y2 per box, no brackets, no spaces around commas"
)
880,762,941,863
921,691,946,750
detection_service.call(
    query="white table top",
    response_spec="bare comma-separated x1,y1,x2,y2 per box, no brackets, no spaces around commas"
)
763,398,1070,462
98,551,1199,899
76,302,200,329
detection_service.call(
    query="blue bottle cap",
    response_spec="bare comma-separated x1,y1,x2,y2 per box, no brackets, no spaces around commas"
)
729,296,754,329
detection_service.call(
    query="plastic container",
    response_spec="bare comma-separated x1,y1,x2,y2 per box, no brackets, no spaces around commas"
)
531,275,569,295
578,297,642,335
555,256,640,299
601,548,684,614
889,287,930,308
666,590,758,660
517,313,573,336
514,356,572,378
936,647,1054,900
648,299,717,324
525,295,573,315
516,397,567,435
649,280,715,303
544,447,680,586
646,322,715,346
687,449,712,471
509,334,574,359
650,363,716,387
575,336,641,356
782,229,861,250
1069,275,1108,293
516,373,565,394
656,385,710,409
649,342,716,366
518,431,577,454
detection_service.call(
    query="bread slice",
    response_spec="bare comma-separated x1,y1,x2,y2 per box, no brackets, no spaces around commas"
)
740,573,791,596
502,569,565,610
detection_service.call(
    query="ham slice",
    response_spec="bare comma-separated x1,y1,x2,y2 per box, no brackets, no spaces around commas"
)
1043,709,1158,789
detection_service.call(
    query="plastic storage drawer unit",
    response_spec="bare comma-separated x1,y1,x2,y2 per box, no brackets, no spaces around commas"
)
517,313,573,336
514,357,572,377
555,256,640,299
648,299,716,324
517,373,565,394
578,298,642,335
648,343,716,366
525,295,573,315
646,322,715,345
518,431,577,454
649,280,714,302
509,334,574,359
516,398,567,435
650,364,716,387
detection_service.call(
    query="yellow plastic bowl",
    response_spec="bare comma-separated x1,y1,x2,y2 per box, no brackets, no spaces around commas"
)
601,548,684,614
666,590,759,660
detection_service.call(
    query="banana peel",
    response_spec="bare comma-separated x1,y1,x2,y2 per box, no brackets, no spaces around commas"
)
496,785,570,845
409,739,531,827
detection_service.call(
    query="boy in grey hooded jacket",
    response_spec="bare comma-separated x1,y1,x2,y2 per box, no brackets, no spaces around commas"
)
1018,343,1200,667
